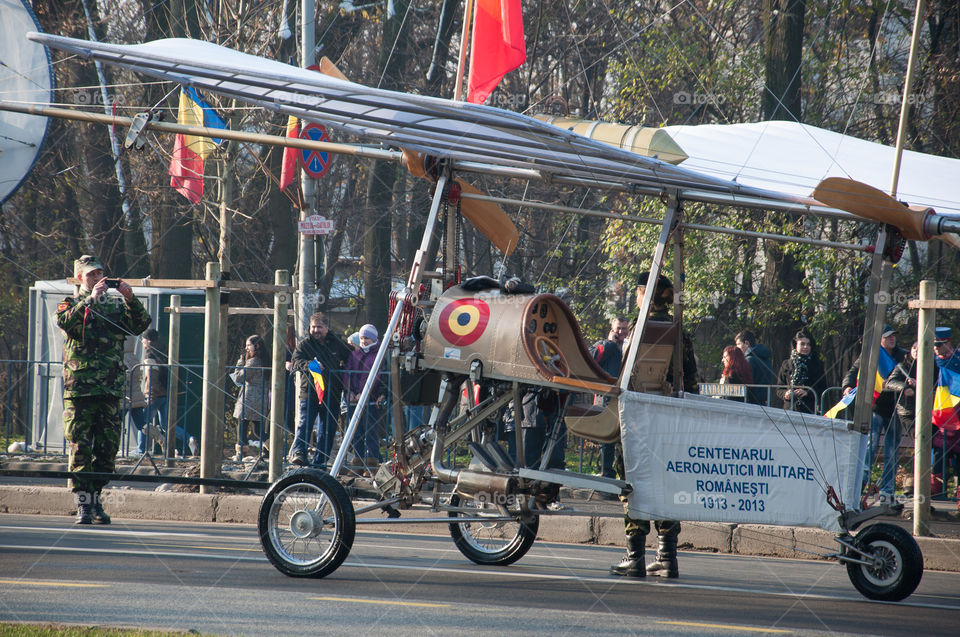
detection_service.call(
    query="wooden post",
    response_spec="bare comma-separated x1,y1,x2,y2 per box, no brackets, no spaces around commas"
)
269,270,290,482
200,262,222,493
166,295,182,468
914,280,935,536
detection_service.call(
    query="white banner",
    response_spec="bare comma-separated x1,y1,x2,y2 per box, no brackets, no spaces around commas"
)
619,391,865,533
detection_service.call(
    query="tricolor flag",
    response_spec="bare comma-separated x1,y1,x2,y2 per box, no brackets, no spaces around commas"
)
824,348,897,418
279,115,300,190
169,86,226,203
873,347,897,402
932,365,960,430
467,0,526,104
824,388,856,419
308,358,326,405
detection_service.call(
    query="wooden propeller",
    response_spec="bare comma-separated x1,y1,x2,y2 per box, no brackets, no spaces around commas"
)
813,177,960,248
402,149,519,255
318,58,518,255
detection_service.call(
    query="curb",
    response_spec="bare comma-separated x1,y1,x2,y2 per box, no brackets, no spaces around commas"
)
2,485,958,572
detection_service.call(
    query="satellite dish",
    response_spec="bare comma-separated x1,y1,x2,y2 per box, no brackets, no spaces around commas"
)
0,0,54,205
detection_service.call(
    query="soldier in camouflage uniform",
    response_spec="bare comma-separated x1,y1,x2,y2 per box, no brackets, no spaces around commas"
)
56,255,152,524
610,272,699,579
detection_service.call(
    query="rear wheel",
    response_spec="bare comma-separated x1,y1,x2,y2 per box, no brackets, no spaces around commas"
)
845,523,923,601
448,493,538,566
258,469,355,578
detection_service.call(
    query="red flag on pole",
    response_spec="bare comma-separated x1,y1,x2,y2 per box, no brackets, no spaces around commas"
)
279,115,300,190
467,0,526,105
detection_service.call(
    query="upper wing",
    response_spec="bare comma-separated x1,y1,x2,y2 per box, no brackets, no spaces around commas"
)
26,33,810,208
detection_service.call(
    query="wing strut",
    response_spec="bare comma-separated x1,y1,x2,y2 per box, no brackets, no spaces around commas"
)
619,192,680,392
329,171,450,477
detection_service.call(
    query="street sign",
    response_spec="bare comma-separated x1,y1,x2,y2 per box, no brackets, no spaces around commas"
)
300,123,331,178
298,214,335,235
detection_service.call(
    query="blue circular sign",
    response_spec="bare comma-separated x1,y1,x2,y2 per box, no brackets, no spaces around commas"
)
300,123,331,178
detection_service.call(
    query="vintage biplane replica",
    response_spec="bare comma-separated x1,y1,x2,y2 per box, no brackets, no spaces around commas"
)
23,31,960,601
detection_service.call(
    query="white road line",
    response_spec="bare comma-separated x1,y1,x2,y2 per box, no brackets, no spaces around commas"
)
0,525,219,539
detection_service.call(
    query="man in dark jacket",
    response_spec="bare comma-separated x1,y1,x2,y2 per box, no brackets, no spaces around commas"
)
842,325,907,500
57,255,152,524
736,330,775,406
289,312,352,468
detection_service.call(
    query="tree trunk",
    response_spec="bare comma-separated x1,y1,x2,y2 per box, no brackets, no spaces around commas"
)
762,0,805,121
363,1,411,327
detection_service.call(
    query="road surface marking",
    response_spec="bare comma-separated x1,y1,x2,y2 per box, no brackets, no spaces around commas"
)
656,621,792,633
310,595,450,608
0,578,107,588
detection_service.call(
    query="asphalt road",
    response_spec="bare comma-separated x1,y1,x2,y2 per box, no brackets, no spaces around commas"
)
2,514,959,636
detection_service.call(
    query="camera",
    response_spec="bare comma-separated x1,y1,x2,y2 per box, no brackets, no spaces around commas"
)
105,278,121,288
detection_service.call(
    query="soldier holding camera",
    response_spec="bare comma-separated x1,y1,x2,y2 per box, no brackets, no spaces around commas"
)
56,255,151,524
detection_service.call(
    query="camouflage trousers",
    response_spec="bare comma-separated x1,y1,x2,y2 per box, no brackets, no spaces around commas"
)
614,441,681,538
64,396,121,493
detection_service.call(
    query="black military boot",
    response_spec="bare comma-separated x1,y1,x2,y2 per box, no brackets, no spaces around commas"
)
646,530,679,578
610,533,646,577
92,490,111,525
74,491,93,525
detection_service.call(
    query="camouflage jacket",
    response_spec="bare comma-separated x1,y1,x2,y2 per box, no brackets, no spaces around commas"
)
56,289,152,399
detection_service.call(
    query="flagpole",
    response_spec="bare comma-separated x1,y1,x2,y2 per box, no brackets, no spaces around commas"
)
453,0,476,101
889,0,925,198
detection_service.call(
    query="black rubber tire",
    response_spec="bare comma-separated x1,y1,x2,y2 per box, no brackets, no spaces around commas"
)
846,522,923,601
258,468,355,578
447,493,538,566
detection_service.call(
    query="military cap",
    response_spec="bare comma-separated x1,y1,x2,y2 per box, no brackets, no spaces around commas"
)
73,254,104,277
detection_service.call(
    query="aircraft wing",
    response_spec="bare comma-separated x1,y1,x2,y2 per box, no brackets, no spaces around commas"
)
664,121,960,216
26,33,814,209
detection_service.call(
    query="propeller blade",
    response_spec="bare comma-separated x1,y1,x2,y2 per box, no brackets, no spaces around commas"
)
317,56,348,81
402,150,518,255
935,233,960,251
813,177,930,241
402,148,427,179
456,179,519,256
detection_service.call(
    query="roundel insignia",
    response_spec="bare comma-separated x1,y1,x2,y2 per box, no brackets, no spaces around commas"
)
438,298,490,346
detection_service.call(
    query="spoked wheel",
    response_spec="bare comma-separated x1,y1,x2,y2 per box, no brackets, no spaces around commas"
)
447,492,538,566
258,468,355,578
845,523,923,601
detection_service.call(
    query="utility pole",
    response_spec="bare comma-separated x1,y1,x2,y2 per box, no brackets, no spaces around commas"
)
298,0,317,332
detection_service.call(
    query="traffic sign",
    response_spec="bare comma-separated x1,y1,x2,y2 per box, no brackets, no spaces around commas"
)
298,214,335,235
300,123,332,178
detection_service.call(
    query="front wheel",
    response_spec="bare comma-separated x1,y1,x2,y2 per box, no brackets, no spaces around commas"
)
258,468,355,578
845,523,923,601
448,493,538,566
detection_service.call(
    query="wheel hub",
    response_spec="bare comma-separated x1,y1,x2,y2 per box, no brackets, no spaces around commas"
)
289,508,324,539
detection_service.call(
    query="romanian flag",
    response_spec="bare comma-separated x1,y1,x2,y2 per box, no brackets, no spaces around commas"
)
824,389,856,418
932,365,960,430
873,347,897,402
308,358,326,405
279,115,300,190
467,0,526,104
169,87,226,203
823,348,897,418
